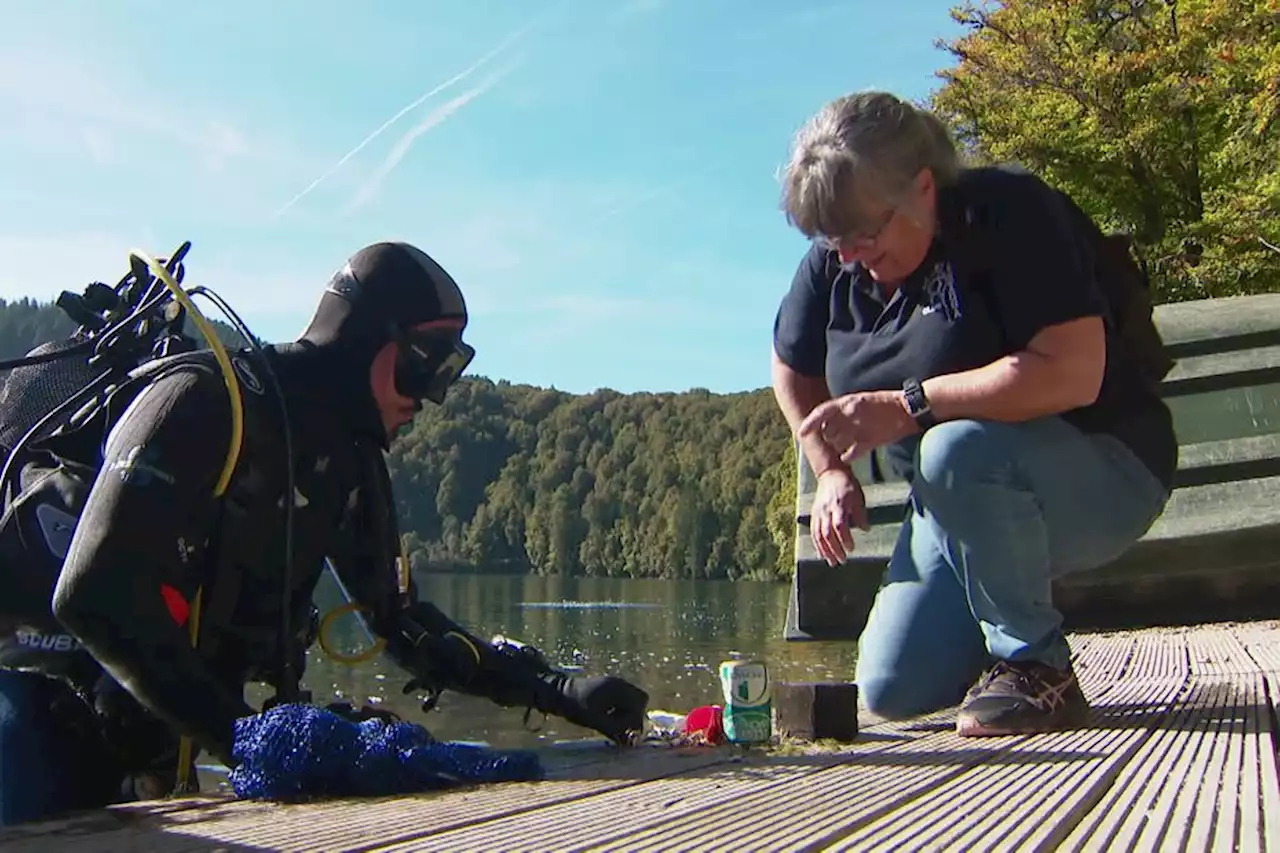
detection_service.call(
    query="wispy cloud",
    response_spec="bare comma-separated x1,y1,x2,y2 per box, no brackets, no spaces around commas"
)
271,17,541,220
343,67,515,214
0,50,276,174
593,162,731,223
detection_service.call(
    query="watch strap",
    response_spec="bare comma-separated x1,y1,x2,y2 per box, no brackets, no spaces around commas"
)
902,378,938,429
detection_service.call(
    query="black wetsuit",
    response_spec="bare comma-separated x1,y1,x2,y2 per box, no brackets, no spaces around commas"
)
2,344,446,767
0,243,647,825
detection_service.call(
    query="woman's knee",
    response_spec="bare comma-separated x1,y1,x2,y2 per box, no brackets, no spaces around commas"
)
915,419,1015,489
857,671,961,720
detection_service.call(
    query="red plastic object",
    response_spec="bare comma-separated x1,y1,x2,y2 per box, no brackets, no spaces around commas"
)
684,704,725,744
159,583,190,627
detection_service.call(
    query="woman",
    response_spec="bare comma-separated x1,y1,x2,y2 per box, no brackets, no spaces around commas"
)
770,91,1175,736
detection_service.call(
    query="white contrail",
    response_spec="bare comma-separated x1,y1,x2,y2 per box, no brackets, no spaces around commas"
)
271,22,534,220
344,67,511,213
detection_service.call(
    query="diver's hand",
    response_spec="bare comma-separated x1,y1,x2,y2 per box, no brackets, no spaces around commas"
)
537,673,649,744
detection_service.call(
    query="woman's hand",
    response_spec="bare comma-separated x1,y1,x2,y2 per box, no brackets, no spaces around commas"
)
809,467,870,566
799,390,917,463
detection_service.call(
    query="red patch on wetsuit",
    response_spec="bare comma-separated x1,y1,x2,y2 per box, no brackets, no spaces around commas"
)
160,584,190,626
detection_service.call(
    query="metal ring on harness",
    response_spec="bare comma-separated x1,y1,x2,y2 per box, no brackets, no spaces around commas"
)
317,602,387,665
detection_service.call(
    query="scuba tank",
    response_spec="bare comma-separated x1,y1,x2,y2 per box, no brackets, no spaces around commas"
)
0,242,307,795
0,243,208,678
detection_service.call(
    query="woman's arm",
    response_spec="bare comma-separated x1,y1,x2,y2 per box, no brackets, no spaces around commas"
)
771,347,850,477
771,245,846,473
925,172,1110,423
923,315,1106,423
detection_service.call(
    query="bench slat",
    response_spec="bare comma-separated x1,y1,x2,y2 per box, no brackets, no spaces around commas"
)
794,475,1280,564
1154,292,1280,349
796,432,1280,522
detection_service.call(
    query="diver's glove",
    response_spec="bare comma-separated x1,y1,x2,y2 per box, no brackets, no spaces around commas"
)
390,603,649,744
529,670,650,745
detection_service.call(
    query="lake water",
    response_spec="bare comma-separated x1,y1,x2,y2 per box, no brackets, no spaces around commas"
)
280,573,858,749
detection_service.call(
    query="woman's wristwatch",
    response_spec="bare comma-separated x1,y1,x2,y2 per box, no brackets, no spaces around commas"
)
902,377,938,430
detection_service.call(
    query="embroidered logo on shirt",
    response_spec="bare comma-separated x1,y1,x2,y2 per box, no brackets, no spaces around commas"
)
920,261,963,322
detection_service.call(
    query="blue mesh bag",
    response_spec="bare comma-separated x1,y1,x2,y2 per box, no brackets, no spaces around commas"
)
228,703,544,801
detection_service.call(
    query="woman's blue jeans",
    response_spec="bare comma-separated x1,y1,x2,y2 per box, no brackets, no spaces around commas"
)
855,416,1170,719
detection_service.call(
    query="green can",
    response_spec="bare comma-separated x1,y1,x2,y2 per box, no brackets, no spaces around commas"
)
719,658,772,744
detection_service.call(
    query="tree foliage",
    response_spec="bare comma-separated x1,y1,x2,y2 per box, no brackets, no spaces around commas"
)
930,0,1280,301
390,379,796,580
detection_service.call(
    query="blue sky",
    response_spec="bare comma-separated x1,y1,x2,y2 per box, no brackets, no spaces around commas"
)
0,0,963,394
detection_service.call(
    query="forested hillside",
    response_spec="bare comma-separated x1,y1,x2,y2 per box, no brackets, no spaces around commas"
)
0,297,79,361
389,380,796,580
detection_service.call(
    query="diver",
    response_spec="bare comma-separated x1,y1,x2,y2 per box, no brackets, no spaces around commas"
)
0,241,650,827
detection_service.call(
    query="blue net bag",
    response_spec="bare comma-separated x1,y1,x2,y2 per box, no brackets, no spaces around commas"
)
228,703,544,801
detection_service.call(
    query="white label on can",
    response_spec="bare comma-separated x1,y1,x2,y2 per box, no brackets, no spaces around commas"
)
722,661,771,708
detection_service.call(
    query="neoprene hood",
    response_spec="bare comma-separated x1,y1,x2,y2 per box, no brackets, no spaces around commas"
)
289,242,469,443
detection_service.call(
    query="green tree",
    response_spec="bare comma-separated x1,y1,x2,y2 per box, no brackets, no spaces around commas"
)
930,0,1280,301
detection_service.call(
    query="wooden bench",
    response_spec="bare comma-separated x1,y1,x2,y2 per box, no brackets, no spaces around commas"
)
785,292,1280,642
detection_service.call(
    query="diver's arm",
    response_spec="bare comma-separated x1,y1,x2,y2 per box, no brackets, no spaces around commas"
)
52,370,255,765
322,463,494,699
327,470,649,742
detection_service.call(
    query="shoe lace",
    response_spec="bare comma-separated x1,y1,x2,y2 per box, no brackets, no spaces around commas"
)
977,659,1065,694
973,660,1017,692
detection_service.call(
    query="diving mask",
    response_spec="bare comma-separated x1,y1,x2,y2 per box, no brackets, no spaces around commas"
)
393,327,475,404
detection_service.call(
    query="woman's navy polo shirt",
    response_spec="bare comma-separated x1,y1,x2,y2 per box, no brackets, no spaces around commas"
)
772,165,1176,490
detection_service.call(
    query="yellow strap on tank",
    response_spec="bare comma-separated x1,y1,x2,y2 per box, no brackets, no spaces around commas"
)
128,249,245,798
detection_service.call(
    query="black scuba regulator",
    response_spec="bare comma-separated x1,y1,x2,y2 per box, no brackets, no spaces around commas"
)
0,240,200,377
56,240,200,365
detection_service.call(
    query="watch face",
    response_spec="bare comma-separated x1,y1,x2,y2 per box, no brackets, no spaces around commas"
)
903,384,926,414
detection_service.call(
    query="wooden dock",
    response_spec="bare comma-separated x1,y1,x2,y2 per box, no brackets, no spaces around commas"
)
3,620,1278,851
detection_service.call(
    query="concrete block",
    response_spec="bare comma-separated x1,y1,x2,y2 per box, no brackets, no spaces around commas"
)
775,681,859,742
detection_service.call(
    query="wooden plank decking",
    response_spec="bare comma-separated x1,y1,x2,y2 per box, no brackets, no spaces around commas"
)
2,621,1277,852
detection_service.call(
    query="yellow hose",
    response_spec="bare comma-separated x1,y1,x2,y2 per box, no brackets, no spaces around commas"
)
130,250,244,496
314,542,411,665
129,249,244,797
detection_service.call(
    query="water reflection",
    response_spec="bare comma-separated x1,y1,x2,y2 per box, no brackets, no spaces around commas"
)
275,574,858,749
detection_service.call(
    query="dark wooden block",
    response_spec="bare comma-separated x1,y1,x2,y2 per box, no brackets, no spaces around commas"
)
775,681,859,742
